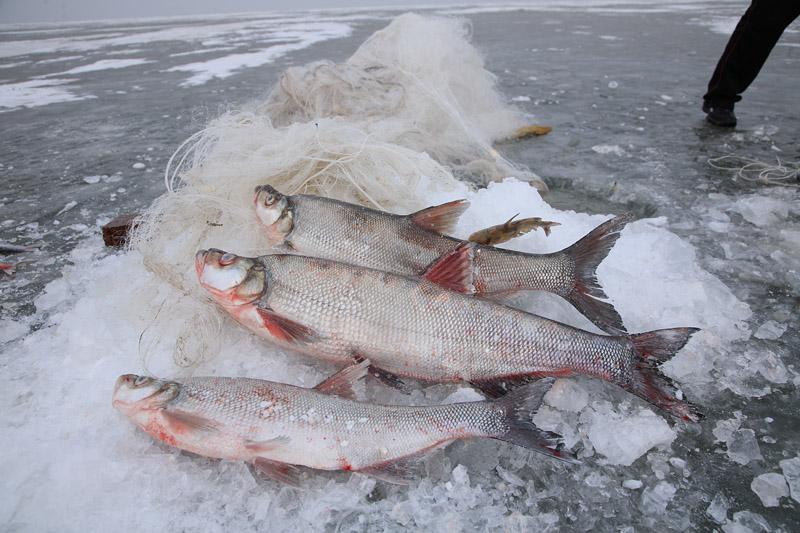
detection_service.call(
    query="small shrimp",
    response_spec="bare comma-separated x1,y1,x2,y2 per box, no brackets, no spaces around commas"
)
468,214,560,246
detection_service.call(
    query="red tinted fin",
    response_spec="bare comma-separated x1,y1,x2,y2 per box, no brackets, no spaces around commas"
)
313,360,370,400
162,410,221,434
409,199,469,235
256,306,318,344
625,327,703,422
358,451,429,485
253,457,303,486
469,374,546,399
561,214,634,334
422,242,477,294
490,378,580,464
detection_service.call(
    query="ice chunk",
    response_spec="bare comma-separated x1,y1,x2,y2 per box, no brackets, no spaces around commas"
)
706,492,730,524
0,319,28,344
726,429,763,465
750,473,788,507
622,479,643,490
544,379,588,412
591,144,626,156
586,404,675,466
722,511,771,533
750,350,788,384
779,456,800,503
713,412,743,443
753,320,787,340
729,195,789,227
640,481,676,515
132,162,146,170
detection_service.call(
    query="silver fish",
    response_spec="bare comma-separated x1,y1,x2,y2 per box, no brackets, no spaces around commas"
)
195,248,700,421
112,363,571,485
253,185,631,334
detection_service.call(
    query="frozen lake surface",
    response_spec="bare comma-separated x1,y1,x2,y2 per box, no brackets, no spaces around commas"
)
1,2,798,531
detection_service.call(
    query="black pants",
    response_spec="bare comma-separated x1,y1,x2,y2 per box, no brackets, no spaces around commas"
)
704,0,800,109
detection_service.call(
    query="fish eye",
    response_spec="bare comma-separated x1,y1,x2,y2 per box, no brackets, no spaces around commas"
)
219,253,237,266
264,194,276,206
133,376,149,386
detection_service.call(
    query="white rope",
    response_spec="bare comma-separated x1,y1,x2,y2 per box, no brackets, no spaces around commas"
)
708,155,800,188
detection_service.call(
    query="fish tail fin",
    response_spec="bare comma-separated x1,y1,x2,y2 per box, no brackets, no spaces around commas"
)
491,378,580,464
624,328,703,422
562,214,634,334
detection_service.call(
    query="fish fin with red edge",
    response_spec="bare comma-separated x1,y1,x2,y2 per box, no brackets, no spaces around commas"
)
409,199,470,235
561,214,634,334
255,306,318,344
313,360,370,400
625,328,703,422
490,378,579,464
162,410,221,434
253,457,303,486
358,451,429,485
422,242,477,294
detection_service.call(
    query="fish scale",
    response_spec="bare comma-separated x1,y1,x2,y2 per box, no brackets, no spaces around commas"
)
197,248,700,420
143,377,505,471
289,195,572,295
260,254,629,383
255,187,633,334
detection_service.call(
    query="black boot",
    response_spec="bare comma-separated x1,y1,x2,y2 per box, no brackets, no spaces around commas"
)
702,102,737,127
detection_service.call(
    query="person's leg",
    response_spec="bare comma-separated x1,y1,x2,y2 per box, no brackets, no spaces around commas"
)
704,0,800,110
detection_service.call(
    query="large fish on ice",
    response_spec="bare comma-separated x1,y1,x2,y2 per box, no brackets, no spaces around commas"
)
254,185,631,334
195,248,700,421
112,363,571,485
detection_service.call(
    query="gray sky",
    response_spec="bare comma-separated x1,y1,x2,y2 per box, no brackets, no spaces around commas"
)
0,0,512,24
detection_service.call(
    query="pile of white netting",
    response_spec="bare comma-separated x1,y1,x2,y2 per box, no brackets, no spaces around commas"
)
129,13,541,367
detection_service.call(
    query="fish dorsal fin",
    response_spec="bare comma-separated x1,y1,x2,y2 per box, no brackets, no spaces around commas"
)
162,410,221,434
253,457,303,486
313,360,370,400
256,306,318,344
409,199,469,235
422,242,477,295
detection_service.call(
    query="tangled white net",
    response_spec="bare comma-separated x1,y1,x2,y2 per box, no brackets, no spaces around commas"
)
129,13,540,368
708,154,800,188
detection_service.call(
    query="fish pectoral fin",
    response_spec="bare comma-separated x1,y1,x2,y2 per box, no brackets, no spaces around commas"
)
162,410,221,434
255,306,318,344
252,457,303,486
469,375,545,399
409,199,469,235
422,242,477,295
313,359,370,400
245,435,291,453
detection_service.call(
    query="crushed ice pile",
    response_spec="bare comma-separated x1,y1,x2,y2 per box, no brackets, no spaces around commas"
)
1,12,798,532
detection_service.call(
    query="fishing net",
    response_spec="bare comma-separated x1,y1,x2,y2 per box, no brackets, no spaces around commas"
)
128,13,541,368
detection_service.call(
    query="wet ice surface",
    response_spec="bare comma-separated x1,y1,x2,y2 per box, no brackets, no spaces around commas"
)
1,2,799,532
